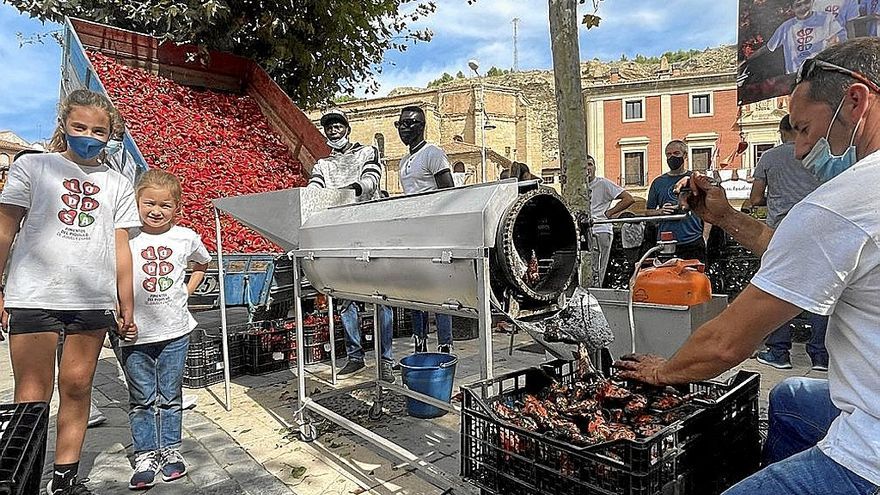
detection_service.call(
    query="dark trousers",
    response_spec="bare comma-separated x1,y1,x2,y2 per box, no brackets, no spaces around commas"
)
674,237,707,264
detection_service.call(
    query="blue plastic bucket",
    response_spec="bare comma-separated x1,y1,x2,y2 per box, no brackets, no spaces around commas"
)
399,352,458,419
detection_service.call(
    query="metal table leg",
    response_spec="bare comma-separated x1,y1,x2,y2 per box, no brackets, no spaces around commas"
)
476,254,494,380
292,257,316,441
328,294,337,385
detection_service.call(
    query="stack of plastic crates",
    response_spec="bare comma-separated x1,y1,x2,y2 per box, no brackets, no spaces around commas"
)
0,402,49,495
183,326,247,388
461,361,760,495
299,315,345,365
244,319,294,375
393,307,412,338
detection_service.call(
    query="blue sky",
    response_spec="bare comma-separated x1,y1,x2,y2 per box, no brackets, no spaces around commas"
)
0,0,737,144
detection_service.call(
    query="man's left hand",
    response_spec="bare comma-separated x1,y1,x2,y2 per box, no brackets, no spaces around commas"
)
613,353,668,386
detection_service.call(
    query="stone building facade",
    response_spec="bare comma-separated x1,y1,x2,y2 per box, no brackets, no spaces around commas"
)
309,84,543,195
582,70,787,203
0,131,32,189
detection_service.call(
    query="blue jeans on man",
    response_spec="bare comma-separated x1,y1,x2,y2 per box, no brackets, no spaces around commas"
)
340,302,392,363
760,313,828,369
723,377,878,494
411,311,452,351
119,334,189,452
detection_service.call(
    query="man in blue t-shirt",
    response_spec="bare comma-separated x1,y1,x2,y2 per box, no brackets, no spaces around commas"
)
646,140,707,262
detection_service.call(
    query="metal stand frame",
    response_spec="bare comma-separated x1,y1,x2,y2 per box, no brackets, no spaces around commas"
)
290,248,495,491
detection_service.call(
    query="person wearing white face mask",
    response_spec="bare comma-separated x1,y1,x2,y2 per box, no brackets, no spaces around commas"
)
615,37,880,494
307,108,395,383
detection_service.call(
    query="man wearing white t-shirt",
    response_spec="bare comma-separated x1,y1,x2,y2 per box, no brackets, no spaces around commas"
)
395,105,455,353
744,0,845,75
814,0,859,37
586,155,634,287
616,38,880,494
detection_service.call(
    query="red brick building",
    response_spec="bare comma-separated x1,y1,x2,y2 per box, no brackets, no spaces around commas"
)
583,69,786,201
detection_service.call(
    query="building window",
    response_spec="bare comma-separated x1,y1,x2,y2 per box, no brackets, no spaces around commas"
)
690,147,713,173
753,143,775,164
622,98,645,122
505,146,511,157
374,133,385,157
690,93,713,117
542,174,555,184
623,151,646,187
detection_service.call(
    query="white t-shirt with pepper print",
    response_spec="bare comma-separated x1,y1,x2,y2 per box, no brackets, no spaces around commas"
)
0,152,141,310
124,225,211,346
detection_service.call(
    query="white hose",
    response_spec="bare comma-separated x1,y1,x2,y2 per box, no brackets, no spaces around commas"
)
627,245,663,354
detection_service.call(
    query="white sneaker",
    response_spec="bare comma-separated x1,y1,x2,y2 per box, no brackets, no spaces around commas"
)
129,450,160,490
87,401,106,428
182,394,197,410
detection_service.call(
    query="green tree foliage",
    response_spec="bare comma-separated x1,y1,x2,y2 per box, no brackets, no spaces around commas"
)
427,72,454,87
455,70,466,79
8,0,437,106
485,66,510,77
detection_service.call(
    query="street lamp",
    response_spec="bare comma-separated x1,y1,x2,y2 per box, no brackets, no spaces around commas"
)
469,59,495,182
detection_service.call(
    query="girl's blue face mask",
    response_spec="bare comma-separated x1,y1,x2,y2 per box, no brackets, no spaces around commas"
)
66,134,107,161
802,97,861,183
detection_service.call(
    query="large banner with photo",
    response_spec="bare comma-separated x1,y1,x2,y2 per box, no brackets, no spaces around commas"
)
738,0,880,105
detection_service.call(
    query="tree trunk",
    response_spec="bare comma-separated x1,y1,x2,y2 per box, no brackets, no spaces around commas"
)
549,0,591,287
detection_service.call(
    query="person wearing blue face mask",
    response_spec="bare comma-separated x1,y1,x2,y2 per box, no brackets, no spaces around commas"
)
616,37,880,495
0,88,141,495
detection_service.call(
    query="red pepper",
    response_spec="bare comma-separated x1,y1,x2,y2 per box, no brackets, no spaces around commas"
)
89,51,308,253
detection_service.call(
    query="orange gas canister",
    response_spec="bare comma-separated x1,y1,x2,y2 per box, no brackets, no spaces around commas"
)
632,258,712,306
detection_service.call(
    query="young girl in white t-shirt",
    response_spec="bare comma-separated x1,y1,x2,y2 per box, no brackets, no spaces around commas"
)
0,89,141,495
119,170,210,489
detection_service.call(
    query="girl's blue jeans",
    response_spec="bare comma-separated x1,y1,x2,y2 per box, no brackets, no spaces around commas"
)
120,333,189,453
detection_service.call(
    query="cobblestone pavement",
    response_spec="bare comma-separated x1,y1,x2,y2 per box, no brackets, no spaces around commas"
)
0,307,825,495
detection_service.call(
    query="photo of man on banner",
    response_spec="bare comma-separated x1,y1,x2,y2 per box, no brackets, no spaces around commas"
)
738,0,880,104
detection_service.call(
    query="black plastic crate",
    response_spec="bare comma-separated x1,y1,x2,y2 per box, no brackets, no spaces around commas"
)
303,338,347,365
393,307,412,338
0,402,49,495
461,361,760,495
183,327,246,389
244,321,293,375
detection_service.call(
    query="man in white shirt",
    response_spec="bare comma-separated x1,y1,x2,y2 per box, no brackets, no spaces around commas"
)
617,38,880,494
395,105,455,353
744,0,845,74
815,0,859,37
586,155,634,287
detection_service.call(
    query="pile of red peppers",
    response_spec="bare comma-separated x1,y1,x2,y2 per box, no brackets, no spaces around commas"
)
89,51,308,252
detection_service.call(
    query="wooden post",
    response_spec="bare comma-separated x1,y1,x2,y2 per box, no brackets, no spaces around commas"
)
549,0,591,286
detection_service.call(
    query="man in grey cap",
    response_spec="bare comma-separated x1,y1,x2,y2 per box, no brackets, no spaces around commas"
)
308,109,394,382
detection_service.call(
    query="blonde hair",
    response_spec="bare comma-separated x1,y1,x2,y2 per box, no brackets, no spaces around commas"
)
135,169,183,205
48,89,124,152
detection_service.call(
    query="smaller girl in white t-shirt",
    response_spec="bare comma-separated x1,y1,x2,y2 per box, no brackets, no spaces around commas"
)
119,170,210,489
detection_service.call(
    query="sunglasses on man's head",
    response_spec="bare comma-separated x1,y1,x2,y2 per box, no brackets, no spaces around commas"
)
796,57,880,94
394,119,424,129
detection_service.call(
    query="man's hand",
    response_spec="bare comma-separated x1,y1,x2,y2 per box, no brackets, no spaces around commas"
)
682,174,734,225
659,203,678,215
613,353,668,386
117,309,138,342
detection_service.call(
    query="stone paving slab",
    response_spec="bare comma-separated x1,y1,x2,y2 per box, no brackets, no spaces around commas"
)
0,305,825,495
0,339,294,495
